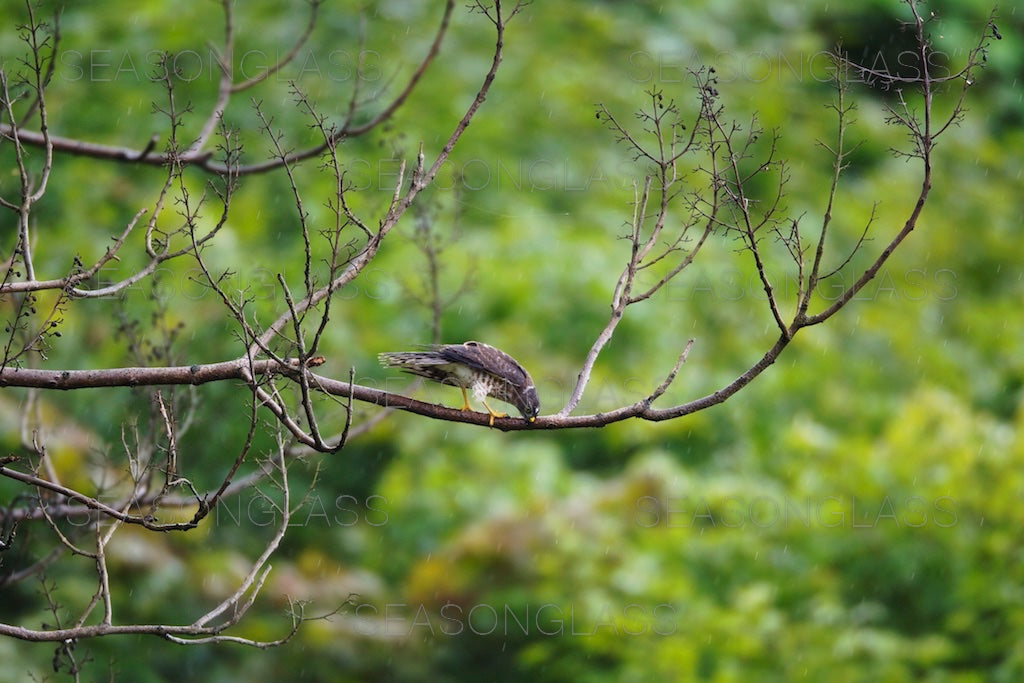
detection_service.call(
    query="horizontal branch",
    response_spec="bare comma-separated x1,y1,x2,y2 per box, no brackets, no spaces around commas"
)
0,359,261,389
0,335,788,432
0,620,266,644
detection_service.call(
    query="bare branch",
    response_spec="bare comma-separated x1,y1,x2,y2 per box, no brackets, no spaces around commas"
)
249,0,518,356
0,1,456,177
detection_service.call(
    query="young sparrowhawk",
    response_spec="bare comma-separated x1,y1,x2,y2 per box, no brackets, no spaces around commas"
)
379,341,540,425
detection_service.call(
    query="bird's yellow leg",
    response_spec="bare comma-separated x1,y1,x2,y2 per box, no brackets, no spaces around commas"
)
482,399,508,427
459,386,472,412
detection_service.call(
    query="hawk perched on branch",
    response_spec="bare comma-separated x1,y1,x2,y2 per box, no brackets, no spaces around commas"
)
379,341,540,425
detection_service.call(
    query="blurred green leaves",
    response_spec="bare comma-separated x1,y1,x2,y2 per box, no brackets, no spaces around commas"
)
1,0,1021,680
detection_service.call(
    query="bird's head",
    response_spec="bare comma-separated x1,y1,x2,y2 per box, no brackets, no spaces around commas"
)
517,384,540,423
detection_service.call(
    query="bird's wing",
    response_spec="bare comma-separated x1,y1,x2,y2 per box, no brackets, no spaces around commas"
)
437,342,529,385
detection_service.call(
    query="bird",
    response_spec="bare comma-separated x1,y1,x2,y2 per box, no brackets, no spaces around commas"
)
378,341,540,426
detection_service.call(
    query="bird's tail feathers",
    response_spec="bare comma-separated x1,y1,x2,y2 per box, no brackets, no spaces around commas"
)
378,351,448,368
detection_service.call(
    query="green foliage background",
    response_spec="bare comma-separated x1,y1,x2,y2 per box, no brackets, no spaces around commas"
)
1,0,1022,680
